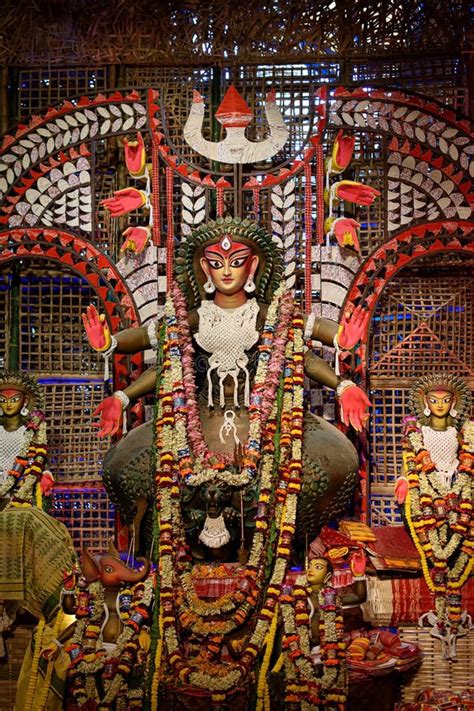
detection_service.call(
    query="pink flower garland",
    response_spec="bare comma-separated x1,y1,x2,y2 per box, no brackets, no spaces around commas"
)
171,283,294,466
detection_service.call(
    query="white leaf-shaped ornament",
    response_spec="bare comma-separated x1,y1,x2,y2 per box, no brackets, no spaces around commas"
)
283,180,295,195
271,221,283,235
272,236,283,248
272,184,283,196
97,107,110,118
285,274,296,289
341,112,354,126
283,206,295,222
284,233,295,248
121,103,134,116
194,195,206,211
65,114,78,127
182,196,194,212
271,205,283,221
182,209,194,224
271,192,283,209
284,262,296,276
22,154,30,170
284,219,296,235
283,192,296,208
123,117,135,132
181,182,194,197
136,116,147,129
285,246,296,261
194,209,206,224
182,223,192,236
111,118,122,133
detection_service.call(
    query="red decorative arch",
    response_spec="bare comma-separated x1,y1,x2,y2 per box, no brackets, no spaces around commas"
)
343,220,474,352
0,227,143,390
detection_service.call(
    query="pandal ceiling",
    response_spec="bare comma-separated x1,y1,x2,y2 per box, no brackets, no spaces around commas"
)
0,0,470,66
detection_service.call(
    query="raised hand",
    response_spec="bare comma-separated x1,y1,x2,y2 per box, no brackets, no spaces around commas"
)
394,477,409,504
337,383,371,431
338,304,369,350
119,225,151,255
82,304,111,352
93,396,123,437
101,187,146,217
332,180,381,206
329,217,361,252
124,132,146,176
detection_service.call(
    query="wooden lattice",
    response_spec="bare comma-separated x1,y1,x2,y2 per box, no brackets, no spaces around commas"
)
13,263,104,376
0,260,112,483
52,485,115,554
15,66,108,121
368,258,474,524
0,1,468,66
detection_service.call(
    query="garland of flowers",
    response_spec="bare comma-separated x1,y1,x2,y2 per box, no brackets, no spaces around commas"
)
152,294,305,702
65,576,154,709
279,578,347,709
402,416,474,633
172,282,294,485
0,411,48,505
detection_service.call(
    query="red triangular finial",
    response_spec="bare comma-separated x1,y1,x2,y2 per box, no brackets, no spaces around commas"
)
215,85,253,128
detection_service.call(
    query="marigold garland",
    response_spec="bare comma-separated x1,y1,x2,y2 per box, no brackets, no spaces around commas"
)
153,289,306,702
402,417,474,634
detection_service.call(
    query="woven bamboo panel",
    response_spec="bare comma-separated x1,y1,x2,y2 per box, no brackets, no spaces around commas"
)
1,2,468,67
41,379,110,482
16,66,108,121
16,263,105,376
52,486,115,555
399,627,474,702
350,56,467,113
0,626,32,711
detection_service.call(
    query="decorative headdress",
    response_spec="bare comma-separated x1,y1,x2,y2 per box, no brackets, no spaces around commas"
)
0,370,45,415
409,373,471,430
175,216,284,309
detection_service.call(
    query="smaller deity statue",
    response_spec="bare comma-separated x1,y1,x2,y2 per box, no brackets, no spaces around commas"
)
395,373,473,659
0,370,53,508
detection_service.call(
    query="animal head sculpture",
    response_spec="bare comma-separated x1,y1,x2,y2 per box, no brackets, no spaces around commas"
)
81,541,150,589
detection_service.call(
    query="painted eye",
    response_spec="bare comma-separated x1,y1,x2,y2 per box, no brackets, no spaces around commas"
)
231,257,247,267
103,565,114,574
207,260,223,269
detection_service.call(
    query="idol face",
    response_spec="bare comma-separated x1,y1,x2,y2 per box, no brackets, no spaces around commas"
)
0,388,27,418
307,557,330,588
424,389,454,419
200,237,259,297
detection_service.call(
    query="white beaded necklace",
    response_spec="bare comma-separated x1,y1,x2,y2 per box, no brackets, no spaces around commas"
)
194,298,259,409
421,425,459,488
0,425,29,485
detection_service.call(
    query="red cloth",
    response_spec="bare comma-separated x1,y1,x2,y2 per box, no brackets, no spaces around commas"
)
369,526,421,570
390,576,474,624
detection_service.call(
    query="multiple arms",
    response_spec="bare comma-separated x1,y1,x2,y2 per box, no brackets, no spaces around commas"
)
84,303,371,436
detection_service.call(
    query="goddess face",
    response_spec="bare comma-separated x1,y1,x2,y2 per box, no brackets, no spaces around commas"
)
307,557,330,588
0,388,27,418
200,236,259,297
424,389,455,419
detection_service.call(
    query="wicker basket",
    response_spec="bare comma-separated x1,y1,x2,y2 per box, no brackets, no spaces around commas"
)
0,626,32,711
399,627,474,702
